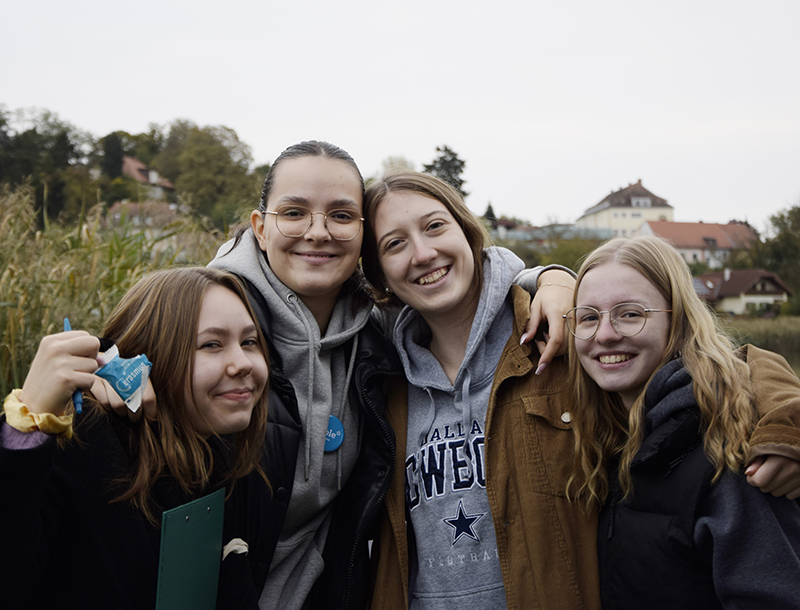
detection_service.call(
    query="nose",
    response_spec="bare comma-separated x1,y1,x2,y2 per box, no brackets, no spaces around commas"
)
409,237,437,267
227,345,254,377
304,211,331,242
594,313,622,343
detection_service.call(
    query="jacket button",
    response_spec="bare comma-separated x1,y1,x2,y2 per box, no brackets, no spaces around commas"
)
378,470,386,478
561,412,571,423
276,487,288,501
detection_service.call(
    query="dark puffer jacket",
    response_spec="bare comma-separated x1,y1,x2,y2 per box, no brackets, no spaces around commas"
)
598,359,800,610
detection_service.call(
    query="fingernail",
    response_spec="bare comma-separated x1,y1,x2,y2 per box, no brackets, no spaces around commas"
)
744,465,755,476
519,333,528,345
535,363,547,375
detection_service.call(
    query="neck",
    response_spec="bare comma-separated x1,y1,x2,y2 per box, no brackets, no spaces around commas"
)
423,296,479,385
300,290,340,335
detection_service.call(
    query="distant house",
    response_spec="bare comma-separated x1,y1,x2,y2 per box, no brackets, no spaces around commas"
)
638,220,759,269
107,201,179,229
575,180,673,237
121,156,174,201
698,268,791,315
525,224,613,251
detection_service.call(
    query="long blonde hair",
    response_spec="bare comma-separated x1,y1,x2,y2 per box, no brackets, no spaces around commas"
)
566,236,756,509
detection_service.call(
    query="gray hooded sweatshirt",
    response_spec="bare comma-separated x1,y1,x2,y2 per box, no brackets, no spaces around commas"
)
392,247,524,610
209,229,370,610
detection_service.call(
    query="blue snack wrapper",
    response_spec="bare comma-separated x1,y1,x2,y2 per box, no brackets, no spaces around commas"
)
95,346,152,413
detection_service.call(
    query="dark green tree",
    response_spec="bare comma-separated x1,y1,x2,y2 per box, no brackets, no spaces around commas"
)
101,132,125,178
750,204,800,314
0,108,89,223
131,124,165,166
152,119,195,181
423,145,468,199
172,125,256,228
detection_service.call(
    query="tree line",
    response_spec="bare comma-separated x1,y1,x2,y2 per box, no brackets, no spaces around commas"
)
2,104,799,313
0,106,267,229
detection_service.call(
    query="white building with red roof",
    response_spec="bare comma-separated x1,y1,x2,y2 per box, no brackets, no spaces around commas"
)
121,156,174,201
575,180,673,237
637,220,759,269
698,268,791,315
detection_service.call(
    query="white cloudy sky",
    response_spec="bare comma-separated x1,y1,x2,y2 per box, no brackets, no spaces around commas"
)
3,0,799,232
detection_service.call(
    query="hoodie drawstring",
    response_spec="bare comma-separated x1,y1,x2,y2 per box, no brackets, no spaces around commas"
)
458,370,474,480
289,293,317,482
335,333,359,490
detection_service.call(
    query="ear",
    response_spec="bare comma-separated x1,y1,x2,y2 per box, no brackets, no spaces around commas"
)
251,210,267,252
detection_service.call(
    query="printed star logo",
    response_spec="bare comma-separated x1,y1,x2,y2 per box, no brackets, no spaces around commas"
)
443,499,485,545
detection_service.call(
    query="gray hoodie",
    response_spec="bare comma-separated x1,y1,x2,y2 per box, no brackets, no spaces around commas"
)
209,229,370,610
392,247,524,610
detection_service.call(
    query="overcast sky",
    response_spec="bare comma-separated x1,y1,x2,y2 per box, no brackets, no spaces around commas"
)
3,0,799,233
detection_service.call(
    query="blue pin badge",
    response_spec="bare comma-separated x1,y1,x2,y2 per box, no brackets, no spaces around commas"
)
324,415,344,452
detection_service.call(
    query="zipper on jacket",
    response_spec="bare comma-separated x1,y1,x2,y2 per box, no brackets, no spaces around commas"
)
607,491,618,540
341,367,398,609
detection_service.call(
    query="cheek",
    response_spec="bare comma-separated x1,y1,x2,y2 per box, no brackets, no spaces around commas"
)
576,347,595,373
253,356,269,390
380,258,405,291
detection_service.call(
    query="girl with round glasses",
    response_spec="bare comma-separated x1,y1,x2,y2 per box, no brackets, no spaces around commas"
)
567,235,800,609
360,178,800,610
206,142,573,609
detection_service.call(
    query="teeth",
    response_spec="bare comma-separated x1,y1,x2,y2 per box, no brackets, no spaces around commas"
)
417,268,448,285
599,354,632,364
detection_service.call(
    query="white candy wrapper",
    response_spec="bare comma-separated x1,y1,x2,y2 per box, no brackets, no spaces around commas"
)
94,346,153,413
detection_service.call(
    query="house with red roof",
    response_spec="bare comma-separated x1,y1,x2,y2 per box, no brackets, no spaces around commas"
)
637,220,759,269
575,180,673,237
698,268,792,315
121,156,174,201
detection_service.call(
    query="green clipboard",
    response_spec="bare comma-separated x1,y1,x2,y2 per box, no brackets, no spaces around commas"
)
156,487,225,610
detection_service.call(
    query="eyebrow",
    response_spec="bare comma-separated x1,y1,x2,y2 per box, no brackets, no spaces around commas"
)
377,210,442,248
197,324,259,339
276,195,360,209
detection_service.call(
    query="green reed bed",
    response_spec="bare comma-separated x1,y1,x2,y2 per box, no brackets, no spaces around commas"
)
0,185,224,398
721,316,800,376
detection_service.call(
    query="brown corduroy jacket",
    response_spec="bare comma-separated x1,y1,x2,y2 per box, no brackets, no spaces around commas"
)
371,287,601,610
369,287,800,610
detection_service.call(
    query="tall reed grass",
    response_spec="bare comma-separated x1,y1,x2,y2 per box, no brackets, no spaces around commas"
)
0,185,225,398
721,315,800,376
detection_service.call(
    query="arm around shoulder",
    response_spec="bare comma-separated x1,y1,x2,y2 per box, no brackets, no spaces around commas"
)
744,344,800,458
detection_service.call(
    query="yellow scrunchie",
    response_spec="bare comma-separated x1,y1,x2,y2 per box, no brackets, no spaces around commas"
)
3,390,74,439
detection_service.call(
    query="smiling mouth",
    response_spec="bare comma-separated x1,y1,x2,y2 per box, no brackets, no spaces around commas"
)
219,389,254,400
417,267,449,285
297,252,336,259
599,354,633,364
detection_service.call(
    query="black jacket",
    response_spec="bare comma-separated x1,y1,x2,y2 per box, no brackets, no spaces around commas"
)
241,279,402,609
598,360,800,610
0,410,261,610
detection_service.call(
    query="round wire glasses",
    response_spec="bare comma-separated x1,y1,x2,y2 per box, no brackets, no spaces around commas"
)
264,205,364,242
563,302,672,340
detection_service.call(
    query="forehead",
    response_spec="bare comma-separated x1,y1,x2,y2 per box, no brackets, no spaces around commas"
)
268,156,363,209
577,262,664,308
375,191,450,226
198,285,249,324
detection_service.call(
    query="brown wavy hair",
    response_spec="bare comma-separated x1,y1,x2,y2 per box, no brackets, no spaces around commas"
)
566,236,756,510
93,267,269,525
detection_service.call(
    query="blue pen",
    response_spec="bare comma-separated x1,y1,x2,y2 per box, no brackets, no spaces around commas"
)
63,318,83,414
